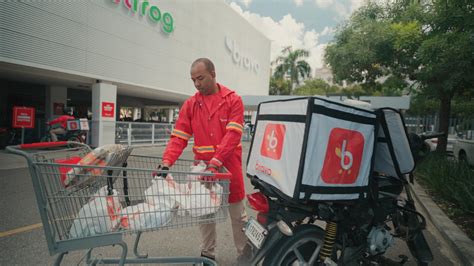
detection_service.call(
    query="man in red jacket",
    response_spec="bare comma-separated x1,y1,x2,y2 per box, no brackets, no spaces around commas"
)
47,107,75,141
162,58,248,262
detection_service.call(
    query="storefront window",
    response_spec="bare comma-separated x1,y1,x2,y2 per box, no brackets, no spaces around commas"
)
120,107,133,121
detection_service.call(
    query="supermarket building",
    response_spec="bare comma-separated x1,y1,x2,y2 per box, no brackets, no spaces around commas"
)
0,0,270,147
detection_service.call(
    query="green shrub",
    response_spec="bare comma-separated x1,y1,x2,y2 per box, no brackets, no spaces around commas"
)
416,153,474,214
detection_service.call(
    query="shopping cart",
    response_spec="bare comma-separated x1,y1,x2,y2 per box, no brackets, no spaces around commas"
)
6,141,231,266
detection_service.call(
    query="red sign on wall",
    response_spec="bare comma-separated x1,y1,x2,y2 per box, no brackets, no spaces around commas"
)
102,102,115,118
12,106,36,128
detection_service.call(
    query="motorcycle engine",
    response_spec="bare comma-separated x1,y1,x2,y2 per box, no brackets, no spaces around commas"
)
367,225,394,255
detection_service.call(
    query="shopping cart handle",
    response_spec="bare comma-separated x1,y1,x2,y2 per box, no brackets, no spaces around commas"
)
19,141,69,149
214,172,232,180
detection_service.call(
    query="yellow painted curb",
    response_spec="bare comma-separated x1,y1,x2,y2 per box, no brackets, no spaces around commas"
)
0,223,43,238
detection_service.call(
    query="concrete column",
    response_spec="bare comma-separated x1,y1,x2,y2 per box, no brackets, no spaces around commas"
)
167,108,174,123
91,82,117,147
45,85,68,120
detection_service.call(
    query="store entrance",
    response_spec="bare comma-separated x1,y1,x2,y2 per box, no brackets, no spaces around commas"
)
67,88,92,119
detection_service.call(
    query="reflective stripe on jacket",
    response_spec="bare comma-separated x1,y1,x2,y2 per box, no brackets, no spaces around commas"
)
163,84,245,203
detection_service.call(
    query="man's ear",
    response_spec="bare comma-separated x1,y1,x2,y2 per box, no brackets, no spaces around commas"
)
210,70,216,78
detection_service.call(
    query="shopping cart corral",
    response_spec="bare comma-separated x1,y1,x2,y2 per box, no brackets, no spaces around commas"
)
6,141,230,266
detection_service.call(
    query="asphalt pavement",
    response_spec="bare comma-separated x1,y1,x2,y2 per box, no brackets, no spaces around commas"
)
0,142,471,265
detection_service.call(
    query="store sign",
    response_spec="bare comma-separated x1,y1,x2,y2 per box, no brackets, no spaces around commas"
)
102,102,115,118
12,106,35,128
112,0,174,33
225,36,260,74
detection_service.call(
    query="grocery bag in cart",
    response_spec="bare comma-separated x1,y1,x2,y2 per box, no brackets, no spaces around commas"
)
64,144,133,187
69,186,122,238
144,162,224,218
119,202,173,231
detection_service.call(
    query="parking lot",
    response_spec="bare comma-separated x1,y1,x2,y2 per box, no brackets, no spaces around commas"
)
0,143,461,265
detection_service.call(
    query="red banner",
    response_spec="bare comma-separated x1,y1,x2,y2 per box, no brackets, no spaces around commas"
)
102,102,115,118
12,107,35,128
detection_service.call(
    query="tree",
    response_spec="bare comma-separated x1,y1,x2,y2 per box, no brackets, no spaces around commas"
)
325,0,474,151
269,77,291,95
414,0,474,151
293,78,339,96
324,3,394,94
273,46,312,94
380,75,407,96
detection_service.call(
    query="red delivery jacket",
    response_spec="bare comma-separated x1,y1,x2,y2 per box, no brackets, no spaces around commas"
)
163,84,245,203
48,115,75,129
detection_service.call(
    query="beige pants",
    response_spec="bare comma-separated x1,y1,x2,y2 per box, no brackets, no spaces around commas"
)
200,200,248,258
50,127,66,142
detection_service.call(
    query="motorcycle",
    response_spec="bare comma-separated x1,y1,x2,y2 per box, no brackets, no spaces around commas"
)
244,126,439,264
41,119,88,144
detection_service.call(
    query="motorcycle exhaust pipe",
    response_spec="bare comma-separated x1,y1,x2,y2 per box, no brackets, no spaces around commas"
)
276,221,293,236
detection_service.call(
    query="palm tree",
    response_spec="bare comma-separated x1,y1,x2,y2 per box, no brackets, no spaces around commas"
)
272,46,312,94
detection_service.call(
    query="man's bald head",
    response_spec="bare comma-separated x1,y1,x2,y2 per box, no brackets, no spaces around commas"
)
191,58,215,73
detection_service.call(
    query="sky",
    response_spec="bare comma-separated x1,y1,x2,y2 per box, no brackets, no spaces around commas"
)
226,0,367,72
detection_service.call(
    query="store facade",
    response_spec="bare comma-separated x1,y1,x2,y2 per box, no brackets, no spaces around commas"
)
0,0,270,147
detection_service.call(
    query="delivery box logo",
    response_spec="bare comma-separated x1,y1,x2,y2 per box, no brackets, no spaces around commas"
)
260,123,286,160
321,128,364,184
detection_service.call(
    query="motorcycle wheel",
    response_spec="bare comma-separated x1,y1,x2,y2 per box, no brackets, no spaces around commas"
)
41,135,52,142
263,224,326,266
68,136,80,142
67,136,83,148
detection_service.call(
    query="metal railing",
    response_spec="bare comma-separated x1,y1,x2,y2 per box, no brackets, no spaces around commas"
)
404,115,474,134
115,122,173,145
115,122,254,146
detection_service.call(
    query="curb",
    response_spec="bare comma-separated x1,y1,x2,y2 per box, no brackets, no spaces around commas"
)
410,180,474,266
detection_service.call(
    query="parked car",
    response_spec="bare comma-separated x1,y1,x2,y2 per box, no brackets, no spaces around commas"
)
453,130,474,166
422,132,457,155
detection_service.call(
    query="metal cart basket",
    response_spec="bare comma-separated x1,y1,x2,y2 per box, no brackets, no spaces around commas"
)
6,141,231,266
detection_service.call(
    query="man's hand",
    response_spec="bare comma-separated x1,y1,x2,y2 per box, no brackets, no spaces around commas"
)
200,164,219,185
205,166,218,174
154,164,169,178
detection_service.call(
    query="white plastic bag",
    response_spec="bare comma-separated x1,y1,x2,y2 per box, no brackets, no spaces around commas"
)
186,182,223,217
145,174,189,213
187,161,207,180
181,163,224,217
69,186,121,238
119,203,172,231
145,163,224,218
181,161,223,217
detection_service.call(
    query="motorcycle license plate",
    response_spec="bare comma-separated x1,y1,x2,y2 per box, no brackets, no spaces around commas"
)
245,218,267,249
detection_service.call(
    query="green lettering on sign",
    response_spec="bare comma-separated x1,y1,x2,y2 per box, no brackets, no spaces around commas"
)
113,0,174,33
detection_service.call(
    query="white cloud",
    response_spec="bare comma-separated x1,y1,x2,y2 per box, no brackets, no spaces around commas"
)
239,0,252,8
320,26,335,36
314,0,334,9
293,0,304,6
349,0,366,12
230,2,328,71
314,0,365,19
